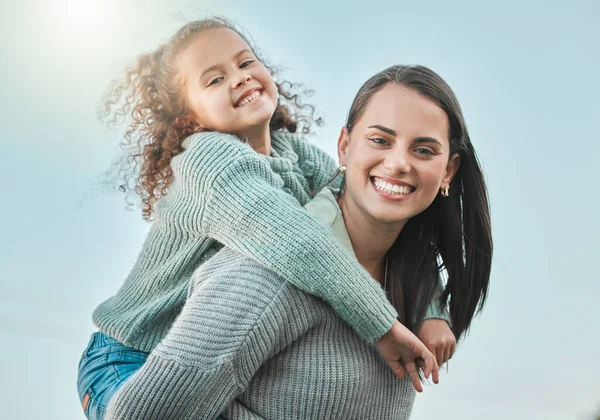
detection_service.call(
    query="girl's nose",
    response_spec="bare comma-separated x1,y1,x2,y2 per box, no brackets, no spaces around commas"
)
233,74,252,88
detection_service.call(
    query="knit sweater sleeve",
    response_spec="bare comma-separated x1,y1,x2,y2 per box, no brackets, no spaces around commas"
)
173,132,396,341
283,133,341,191
424,279,451,325
105,251,319,420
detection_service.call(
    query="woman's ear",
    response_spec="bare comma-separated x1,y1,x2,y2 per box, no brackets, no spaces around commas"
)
443,152,461,186
337,126,350,165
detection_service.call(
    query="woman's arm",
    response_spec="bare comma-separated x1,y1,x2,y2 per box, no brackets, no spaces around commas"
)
424,279,451,323
173,132,397,341
418,279,456,367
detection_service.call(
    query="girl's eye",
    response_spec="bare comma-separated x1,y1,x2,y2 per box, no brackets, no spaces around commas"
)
207,77,224,87
415,147,436,156
240,60,255,68
369,137,389,146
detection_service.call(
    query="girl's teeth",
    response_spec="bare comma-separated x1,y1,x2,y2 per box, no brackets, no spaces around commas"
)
238,91,261,107
373,178,412,195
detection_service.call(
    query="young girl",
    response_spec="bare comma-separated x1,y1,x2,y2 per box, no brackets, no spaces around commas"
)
102,64,493,420
77,18,455,419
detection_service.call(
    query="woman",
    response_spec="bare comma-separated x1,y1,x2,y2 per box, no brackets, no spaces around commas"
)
105,64,492,420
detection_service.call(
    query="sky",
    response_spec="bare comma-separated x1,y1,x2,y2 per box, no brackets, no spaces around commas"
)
1,0,599,419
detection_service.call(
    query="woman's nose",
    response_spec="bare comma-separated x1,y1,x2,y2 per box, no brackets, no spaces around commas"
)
384,151,411,174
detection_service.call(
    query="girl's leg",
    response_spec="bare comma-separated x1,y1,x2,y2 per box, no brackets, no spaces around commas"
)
77,332,149,420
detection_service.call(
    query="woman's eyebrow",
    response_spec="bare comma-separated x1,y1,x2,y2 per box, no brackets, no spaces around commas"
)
368,125,442,146
368,124,396,136
414,137,443,146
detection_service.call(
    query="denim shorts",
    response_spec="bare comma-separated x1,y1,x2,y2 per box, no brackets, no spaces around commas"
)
77,332,149,420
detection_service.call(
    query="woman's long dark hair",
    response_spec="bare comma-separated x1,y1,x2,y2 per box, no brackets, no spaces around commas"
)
344,65,492,341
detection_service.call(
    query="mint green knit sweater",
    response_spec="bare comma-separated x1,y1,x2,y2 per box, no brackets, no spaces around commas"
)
104,188,424,420
93,131,400,351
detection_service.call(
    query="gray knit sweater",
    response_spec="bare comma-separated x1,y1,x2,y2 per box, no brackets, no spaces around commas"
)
93,131,399,351
105,188,439,420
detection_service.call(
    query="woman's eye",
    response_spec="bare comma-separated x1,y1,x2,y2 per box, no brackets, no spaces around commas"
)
207,77,224,87
415,147,435,156
369,137,389,145
240,60,255,68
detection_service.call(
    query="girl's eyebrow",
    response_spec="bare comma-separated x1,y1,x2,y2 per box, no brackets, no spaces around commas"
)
199,49,253,79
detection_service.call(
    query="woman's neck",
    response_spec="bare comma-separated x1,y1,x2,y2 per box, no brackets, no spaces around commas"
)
338,195,407,285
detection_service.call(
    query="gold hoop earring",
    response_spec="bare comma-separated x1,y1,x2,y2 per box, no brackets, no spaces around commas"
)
441,186,449,198
339,164,347,174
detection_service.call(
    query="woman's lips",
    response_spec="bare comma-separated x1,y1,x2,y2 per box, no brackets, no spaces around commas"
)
370,176,416,199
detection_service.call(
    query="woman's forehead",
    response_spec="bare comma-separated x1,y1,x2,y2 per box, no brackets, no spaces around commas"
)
358,84,449,141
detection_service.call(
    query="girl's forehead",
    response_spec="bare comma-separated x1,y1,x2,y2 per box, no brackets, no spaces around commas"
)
184,28,250,59
178,28,252,77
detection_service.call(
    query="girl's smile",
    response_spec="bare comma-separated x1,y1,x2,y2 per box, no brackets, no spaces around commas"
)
234,88,264,108
179,28,279,142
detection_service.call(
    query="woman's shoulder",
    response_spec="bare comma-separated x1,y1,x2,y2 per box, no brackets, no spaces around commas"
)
304,187,340,229
190,247,321,318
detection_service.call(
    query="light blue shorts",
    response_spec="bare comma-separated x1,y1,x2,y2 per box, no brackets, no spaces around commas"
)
77,332,148,420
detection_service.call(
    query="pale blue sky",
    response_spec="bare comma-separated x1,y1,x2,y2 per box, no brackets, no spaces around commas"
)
1,0,599,419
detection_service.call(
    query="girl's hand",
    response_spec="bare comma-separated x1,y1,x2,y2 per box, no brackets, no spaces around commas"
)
416,319,456,368
376,320,439,392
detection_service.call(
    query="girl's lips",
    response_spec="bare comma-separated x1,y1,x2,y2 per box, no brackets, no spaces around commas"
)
235,88,262,107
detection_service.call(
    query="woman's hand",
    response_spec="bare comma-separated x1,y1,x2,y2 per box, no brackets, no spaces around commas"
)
416,319,456,368
376,320,439,392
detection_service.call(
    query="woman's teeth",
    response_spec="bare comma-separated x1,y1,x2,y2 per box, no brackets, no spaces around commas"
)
373,177,413,195
237,90,261,107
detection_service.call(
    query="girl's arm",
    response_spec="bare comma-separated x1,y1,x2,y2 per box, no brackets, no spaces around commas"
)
171,132,396,341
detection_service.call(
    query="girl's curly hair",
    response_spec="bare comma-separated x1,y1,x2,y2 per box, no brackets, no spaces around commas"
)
101,17,322,220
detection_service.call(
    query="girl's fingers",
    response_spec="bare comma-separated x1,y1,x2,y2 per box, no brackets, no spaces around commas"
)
417,356,440,385
404,361,423,393
449,342,456,360
420,347,439,382
387,359,406,381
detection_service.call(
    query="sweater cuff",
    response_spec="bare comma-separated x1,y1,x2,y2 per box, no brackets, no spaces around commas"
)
105,356,238,420
423,298,452,327
335,278,398,341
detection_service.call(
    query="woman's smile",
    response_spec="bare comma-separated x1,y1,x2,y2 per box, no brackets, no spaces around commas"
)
338,83,456,226
370,176,416,200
